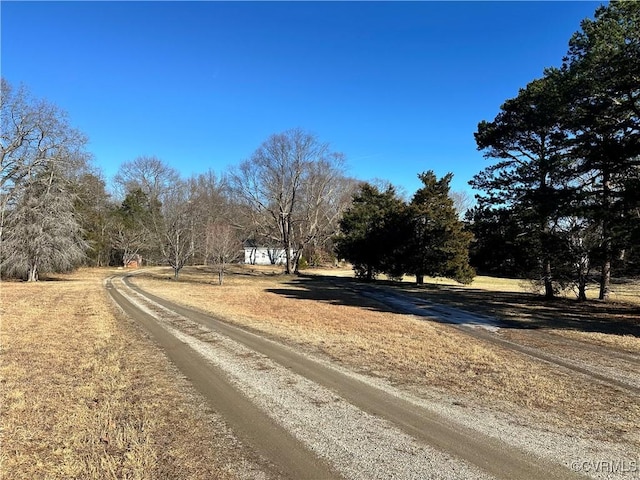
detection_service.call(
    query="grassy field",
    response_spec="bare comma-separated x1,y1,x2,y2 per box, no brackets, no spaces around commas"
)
365,270,640,349
2,266,638,479
315,267,640,304
0,268,263,480
134,265,639,447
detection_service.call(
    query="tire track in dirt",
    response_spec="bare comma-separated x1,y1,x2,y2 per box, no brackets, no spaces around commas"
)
117,274,585,480
106,276,341,480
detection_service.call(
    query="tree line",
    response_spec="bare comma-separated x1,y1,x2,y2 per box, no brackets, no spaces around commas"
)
0,87,361,283
467,1,640,301
335,172,474,284
2,2,637,302
1,77,471,285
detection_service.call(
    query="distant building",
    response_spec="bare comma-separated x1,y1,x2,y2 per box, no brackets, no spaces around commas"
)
125,254,142,269
243,246,292,266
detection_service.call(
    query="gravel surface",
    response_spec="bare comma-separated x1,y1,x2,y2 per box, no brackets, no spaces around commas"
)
119,280,490,480
116,277,640,480
173,325,492,480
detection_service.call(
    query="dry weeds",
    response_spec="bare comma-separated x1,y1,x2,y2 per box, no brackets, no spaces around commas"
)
133,266,639,447
0,268,265,480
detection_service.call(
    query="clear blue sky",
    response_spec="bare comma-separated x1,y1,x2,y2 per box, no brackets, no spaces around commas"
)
2,1,601,197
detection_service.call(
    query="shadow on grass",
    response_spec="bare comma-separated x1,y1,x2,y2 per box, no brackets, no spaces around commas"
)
135,265,289,285
267,274,640,337
190,265,286,278
20,276,78,282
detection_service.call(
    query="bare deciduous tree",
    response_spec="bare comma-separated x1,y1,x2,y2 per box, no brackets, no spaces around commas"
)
206,222,241,285
450,190,475,218
231,128,348,273
295,157,357,266
1,78,89,246
113,155,180,204
186,170,231,265
111,222,149,268
1,79,92,279
2,166,87,281
158,181,195,279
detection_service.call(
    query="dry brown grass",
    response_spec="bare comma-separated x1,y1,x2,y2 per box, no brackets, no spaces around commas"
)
551,328,640,351
134,266,639,446
0,268,261,480
339,270,640,349
308,266,640,304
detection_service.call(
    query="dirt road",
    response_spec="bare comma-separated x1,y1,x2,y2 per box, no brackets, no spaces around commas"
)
106,274,585,480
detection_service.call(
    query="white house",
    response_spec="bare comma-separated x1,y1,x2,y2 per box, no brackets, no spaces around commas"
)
244,246,293,266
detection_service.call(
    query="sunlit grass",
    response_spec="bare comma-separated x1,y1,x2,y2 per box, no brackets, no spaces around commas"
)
307,265,640,303
134,265,639,445
0,268,247,480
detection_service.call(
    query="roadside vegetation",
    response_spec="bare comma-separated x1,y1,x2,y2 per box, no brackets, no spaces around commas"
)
0,269,268,480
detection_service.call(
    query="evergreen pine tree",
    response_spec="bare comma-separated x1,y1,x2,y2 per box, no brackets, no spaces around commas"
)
403,172,474,284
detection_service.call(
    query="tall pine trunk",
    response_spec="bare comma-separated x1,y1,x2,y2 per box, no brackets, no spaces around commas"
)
599,257,611,300
577,249,589,301
599,172,612,301
543,257,554,299
541,209,554,299
577,274,588,301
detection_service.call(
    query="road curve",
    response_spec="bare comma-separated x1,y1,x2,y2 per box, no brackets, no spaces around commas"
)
106,276,341,480
108,274,585,480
